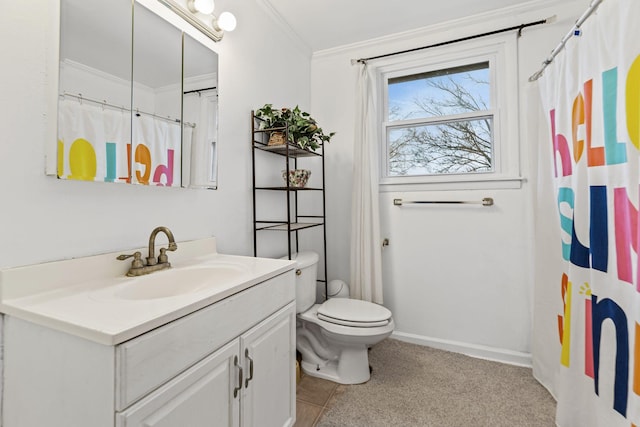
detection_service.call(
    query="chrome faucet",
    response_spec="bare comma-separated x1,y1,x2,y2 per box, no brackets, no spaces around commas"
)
117,226,178,276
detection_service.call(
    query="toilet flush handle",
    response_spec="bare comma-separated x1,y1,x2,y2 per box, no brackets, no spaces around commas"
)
296,269,302,276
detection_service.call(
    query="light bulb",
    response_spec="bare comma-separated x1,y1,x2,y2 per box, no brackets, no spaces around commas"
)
190,0,215,15
216,11,237,32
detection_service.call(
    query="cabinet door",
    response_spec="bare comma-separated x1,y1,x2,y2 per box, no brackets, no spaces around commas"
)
241,302,296,427
117,339,241,427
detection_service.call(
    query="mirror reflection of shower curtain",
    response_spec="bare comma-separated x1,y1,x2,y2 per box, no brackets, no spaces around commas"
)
182,125,194,188
185,90,218,189
131,114,182,187
57,98,130,182
59,98,185,187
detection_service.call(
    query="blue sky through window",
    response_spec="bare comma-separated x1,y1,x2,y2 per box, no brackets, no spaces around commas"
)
388,62,490,121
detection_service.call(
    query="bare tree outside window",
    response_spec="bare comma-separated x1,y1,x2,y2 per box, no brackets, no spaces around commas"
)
386,62,493,176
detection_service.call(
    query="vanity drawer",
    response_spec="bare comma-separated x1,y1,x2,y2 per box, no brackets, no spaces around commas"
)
114,270,295,411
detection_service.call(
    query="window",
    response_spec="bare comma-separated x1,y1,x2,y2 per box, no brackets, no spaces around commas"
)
387,61,492,175
379,36,519,189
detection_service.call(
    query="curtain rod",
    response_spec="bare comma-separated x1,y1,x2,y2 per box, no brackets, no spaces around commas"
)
528,0,604,82
351,17,553,65
183,86,217,95
60,92,196,128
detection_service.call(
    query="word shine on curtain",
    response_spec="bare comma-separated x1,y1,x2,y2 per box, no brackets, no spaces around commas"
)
535,0,640,425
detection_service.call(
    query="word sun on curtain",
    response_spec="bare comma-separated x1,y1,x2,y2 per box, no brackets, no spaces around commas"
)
57,98,183,187
350,63,384,304
532,0,640,425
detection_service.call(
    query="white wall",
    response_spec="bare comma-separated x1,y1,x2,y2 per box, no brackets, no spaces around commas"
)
0,0,310,269
311,0,590,364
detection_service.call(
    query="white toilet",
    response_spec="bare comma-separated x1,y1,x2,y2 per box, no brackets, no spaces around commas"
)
290,251,394,384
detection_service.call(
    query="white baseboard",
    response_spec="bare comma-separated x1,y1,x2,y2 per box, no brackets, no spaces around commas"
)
391,331,532,367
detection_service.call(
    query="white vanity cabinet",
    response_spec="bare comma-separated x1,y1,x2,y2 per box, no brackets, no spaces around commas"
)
117,303,296,427
117,336,241,427
2,269,296,427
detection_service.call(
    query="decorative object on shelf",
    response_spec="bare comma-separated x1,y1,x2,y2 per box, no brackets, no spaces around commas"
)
255,104,335,151
282,169,311,188
268,131,286,146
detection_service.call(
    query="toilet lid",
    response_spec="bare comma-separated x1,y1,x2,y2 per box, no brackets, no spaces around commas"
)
317,298,391,327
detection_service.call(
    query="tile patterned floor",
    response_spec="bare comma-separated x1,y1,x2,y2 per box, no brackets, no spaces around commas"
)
294,374,343,427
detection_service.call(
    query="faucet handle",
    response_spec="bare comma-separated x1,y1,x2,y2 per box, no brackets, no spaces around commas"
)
158,247,170,264
117,251,144,268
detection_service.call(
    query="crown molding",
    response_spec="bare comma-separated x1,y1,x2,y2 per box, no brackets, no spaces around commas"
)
254,0,312,58
312,0,568,60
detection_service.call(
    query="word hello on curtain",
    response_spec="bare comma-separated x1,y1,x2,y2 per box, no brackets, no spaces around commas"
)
57,99,181,187
538,0,640,425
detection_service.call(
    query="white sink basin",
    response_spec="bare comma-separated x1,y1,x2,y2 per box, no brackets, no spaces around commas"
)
111,264,248,300
0,238,296,345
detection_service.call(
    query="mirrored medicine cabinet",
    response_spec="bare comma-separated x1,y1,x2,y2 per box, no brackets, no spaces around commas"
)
52,0,219,189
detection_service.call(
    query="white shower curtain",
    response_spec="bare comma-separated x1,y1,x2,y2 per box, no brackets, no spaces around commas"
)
350,63,384,304
132,114,181,187
181,125,194,188
184,91,218,189
57,98,182,186
533,0,640,425
57,98,130,182
529,76,563,397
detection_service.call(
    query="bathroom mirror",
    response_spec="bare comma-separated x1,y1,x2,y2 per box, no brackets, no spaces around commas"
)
57,0,133,183
55,0,219,189
131,2,183,187
182,34,219,189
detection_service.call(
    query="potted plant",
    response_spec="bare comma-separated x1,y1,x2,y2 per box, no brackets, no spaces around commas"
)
255,104,335,151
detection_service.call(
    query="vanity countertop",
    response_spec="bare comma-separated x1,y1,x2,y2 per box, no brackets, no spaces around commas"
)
0,238,295,345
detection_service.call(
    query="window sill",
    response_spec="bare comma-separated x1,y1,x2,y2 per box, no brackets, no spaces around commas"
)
379,175,525,192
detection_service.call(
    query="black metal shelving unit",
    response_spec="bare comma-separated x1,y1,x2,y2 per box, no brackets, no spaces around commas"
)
251,110,328,299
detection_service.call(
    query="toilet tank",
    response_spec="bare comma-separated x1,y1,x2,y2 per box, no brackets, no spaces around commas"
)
284,251,319,313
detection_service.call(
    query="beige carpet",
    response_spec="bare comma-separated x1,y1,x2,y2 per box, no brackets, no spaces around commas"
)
317,338,556,427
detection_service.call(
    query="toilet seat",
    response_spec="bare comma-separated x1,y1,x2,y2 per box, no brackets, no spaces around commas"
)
299,304,395,338
317,298,391,327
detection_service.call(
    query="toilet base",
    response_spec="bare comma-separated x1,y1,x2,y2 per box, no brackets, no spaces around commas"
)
299,346,372,384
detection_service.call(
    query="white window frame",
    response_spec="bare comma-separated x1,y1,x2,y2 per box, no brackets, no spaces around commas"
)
376,34,521,190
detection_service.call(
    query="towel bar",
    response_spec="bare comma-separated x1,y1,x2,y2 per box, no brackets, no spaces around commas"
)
393,197,494,206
